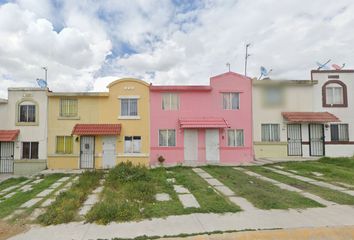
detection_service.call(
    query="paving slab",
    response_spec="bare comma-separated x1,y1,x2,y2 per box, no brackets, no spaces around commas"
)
49,182,63,189
19,185,33,192
301,192,336,207
214,185,235,196
0,185,18,194
20,198,42,208
92,186,104,194
84,194,99,205
4,192,17,199
197,172,214,179
229,196,256,211
37,189,54,197
177,194,200,208
192,168,205,173
79,204,92,216
311,172,324,177
41,198,55,207
173,185,190,194
57,177,70,182
32,179,44,184
203,178,224,186
155,193,171,201
54,188,67,196
29,208,45,221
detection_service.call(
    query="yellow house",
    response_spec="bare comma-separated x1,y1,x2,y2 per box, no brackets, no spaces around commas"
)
47,78,150,169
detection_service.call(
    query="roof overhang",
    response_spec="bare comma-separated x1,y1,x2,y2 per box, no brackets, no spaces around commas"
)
72,124,121,136
282,112,340,123
0,130,20,141
179,118,230,129
150,86,212,92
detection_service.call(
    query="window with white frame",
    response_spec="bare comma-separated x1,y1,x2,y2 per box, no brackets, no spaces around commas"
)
159,129,176,147
162,93,179,110
330,124,349,141
326,84,343,105
18,103,36,122
124,136,141,153
223,92,240,110
261,124,280,142
227,129,244,146
121,98,138,116
22,142,39,159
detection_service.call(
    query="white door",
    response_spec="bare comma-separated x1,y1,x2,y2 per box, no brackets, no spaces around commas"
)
205,129,220,163
184,129,198,162
80,136,95,169
102,136,116,168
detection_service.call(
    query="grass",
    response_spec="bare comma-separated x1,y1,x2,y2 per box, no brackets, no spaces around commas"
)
0,177,28,192
86,163,240,224
273,157,354,187
37,171,103,225
0,174,65,219
203,166,322,210
248,166,354,205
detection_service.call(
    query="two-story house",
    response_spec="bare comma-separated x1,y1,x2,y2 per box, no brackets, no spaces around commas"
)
47,78,150,169
149,71,253,166
0,88,47,174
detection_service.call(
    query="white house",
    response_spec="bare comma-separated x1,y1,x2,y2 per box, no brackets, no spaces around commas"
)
0,88,48,174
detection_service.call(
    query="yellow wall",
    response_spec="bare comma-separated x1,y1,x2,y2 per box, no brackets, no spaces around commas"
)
47,78,150,169
254,142,287,158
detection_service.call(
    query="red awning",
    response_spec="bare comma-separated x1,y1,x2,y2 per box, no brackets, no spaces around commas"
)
72,124,121,136
282,112,340,123
179,118,230,129
0,130,20,141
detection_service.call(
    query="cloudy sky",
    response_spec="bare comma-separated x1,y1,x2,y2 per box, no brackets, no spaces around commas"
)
0,0,353,98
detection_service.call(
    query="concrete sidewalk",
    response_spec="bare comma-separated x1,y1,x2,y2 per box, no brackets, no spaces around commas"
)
9,205,354,240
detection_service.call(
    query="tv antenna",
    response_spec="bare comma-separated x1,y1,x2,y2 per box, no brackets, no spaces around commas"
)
226,63,231,72
316,59,331,70
244,43,251,76
258,66,272,80
332,63,345,70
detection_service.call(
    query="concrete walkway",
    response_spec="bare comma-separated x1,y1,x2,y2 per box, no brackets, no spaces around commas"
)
192,168,256,211
236,168,336,207
265,167,354,197
9,204,354,240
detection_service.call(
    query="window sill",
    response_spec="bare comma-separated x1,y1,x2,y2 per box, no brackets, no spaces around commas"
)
58,116,80,120
48,154,79,157
118,116,141,120
16,122,39,126
117,153,149,157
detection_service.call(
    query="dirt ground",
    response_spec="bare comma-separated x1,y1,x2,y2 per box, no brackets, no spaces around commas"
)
164,226,354,240
0,221,28,240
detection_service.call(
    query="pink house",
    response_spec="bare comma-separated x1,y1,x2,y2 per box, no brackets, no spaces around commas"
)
150,71,253,166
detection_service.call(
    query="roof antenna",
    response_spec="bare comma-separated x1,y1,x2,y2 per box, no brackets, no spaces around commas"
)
226,63,231,72
244,43,251,76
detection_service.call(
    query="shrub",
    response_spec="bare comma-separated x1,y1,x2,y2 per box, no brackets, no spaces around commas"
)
157,155,165,166
106,162,151,184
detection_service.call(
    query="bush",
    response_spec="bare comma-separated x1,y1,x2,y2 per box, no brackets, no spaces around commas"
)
106,162,151,184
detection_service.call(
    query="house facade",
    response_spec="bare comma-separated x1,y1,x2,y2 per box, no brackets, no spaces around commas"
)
150,72,253,166
47,78,150,170
253,69,354,159
0,88,47,174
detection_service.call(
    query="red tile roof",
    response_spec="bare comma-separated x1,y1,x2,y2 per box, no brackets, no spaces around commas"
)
72,124,121,136
282,112,340,123
0,130,20,141
179,118,230,129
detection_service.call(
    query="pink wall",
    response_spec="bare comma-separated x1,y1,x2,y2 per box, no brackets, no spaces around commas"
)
150,72,253,165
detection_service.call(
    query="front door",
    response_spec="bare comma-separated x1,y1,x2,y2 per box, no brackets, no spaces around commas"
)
309,124,325,156
102,136,116,169
184,129,198,162
205,129,220,163
287,124,302,156
0,142,14,173
80,136,95,169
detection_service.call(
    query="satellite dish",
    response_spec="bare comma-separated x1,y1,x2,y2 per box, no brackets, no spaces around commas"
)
258,66,273,80
332,63,345,70
36,78,47,89
316,59,331,70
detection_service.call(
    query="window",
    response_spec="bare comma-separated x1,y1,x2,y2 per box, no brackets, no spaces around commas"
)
22,142,38,159
264,87,283,106
228,129,244,146
322,80,347,107
223,93,239,110
19,104,36,122
56,136,73,154
162,93,179,110
60,98,78,117
159,129,176,147
261,124,280,142
331,124,349,141
124,136,141,153
121,99,138,116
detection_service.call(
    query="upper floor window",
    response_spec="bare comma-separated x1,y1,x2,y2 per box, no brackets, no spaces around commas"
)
162,93,179,110
124,136,141,153
331,124,349,142
223,93,239,110
322,80,347,107
227,129,244,147
121,98,138,116
261,124,280,142
60,98,78,117
19,103,36,122
263,87,283,106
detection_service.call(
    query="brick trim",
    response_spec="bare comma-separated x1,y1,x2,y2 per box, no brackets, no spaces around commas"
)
322,80,348,108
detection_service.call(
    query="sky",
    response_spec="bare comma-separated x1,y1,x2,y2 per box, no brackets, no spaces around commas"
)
0,0,354,98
